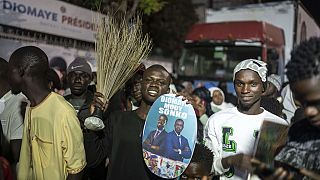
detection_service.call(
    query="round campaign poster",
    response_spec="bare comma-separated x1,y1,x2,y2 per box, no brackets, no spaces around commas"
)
142,94,197,179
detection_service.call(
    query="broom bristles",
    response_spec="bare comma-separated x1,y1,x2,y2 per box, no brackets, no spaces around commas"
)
95,14,152,102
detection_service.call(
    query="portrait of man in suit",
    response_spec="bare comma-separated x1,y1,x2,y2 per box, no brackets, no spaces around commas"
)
165,119,192,162
143,114,168,155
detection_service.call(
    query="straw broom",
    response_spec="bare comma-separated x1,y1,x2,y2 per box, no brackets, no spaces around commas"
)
95,14,152,103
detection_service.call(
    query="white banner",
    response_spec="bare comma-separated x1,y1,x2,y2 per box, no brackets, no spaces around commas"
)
0,38,97,70
0,0,103,42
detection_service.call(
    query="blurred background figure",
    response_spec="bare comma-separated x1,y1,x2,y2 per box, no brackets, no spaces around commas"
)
0,125,13,180
218,80,237,106
0,57,26,179
281,84,299,123
182,81,194,97
49,56,67,95
124,64,145,111
191,87,213,142
47,68,62,92
209,87,234,113
264,74,282,101
260,96,285,118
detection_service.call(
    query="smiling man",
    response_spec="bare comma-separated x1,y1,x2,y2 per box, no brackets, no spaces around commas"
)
165,119,192,162
84,64,172,180
143,114,168,155
204,59,288,180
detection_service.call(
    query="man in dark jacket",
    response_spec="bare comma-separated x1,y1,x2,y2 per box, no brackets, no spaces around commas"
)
65,57,106,180
84,64,172,180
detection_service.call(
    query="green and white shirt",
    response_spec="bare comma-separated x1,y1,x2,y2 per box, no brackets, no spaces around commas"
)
204,107,288,180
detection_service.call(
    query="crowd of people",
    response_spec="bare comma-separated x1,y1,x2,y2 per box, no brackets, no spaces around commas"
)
0,37,320,180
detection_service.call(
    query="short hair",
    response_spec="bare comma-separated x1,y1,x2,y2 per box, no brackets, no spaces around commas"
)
175,119,184,124
0,57,8,80
47,68,61,90
144,64,171,81
190,143,213,175
159,114,168,122
286,37,320,83
10,46,49,77
49,56,67,71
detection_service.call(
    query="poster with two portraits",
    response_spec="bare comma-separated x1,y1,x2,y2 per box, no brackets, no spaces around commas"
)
142,94,197,179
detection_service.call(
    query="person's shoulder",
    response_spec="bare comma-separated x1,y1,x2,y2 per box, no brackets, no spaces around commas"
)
63,94,71,101
167,130,175,136
50,93,76,113
264,110,289,125
209,107,237,119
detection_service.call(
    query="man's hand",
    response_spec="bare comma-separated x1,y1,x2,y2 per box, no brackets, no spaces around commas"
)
251,159,295,180
90,92,109,114
259,167,293,180
173,148,182,154
222,153,253,171
150,145,160,150
174,90,192,104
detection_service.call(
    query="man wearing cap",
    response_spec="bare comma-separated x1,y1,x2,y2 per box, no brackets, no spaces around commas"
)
65,57,93,113
204,59,289,180
65,57,106,180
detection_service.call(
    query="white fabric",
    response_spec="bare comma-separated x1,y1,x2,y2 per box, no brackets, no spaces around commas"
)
0,98,5,114
209,87,234,113
204,107,288,180
0,91,27,141
199,114,209,126
267,74,282,92
281,84,297,123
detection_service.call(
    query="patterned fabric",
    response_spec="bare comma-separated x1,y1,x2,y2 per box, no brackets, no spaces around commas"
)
267,74,282,91
233,59,267,82
275,119,320,180
275,140,320,170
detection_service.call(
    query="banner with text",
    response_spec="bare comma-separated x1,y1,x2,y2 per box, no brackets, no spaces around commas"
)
0,0,104,42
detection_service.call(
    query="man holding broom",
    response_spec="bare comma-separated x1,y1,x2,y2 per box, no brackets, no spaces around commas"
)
85,64,171,179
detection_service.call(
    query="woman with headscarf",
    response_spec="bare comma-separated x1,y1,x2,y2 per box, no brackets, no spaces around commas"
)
209,87,234,113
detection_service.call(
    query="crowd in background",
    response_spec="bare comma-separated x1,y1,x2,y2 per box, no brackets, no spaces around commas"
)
0,37,320,180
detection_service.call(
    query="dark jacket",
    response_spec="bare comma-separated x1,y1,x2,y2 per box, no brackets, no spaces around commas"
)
164,131,192,162
65,91,107,180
